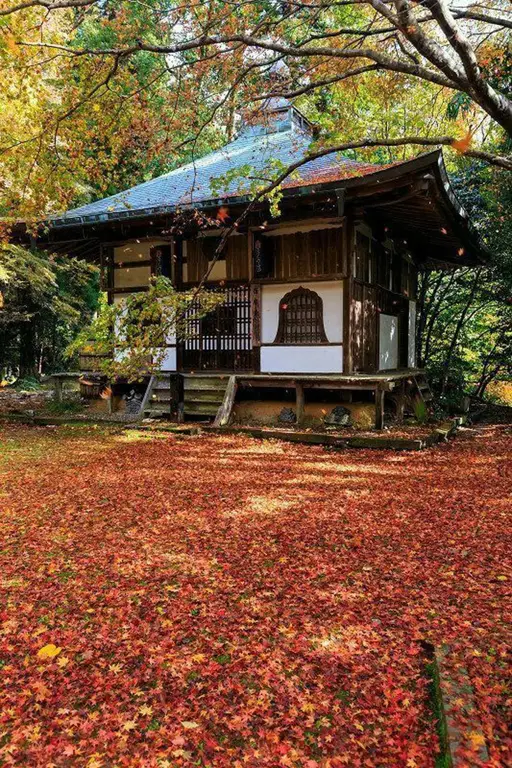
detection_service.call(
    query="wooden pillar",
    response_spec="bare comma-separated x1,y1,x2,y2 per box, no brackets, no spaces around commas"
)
296,382,305,425
173,237,183,289
250,284,261,372
375,386,385,430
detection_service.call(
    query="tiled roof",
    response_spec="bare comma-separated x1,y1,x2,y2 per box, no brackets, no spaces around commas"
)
53,106,386,225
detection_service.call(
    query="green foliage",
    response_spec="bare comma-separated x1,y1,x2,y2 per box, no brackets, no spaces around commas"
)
209,159,299,216
14,376,41,392
0,244,99,378
67,277,224,382
413,397,428,425
419,153,512,407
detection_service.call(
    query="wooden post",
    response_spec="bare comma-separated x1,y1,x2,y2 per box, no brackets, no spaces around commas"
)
214,375,237,427
295,382,305,425
375,386,385,430
250,284,261,372
54,377,63,403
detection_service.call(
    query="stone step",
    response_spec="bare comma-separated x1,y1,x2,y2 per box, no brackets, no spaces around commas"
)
153,381,172,391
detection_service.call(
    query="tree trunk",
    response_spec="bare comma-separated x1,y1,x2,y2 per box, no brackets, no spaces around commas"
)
18,318,38,378
440,268,482,396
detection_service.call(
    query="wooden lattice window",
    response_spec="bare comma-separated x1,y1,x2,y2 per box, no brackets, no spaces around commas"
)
274,287,328,344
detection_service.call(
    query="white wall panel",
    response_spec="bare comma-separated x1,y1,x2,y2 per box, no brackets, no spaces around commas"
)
114,265,151,289
261,345,343,374
261,281,343,344
160,347,177,371
379,314,398,370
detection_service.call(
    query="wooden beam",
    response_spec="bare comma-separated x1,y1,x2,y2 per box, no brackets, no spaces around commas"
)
295,382,305,425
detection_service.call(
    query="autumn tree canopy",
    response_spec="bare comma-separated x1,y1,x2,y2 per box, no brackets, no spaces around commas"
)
0,1,511,223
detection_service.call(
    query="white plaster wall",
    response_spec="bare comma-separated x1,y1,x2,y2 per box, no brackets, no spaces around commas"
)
113,241,169,290
160,347,177,371
408,301,416,368
261,345,343,374
261,281,343,344
379,314,399,370
260,281,343,374
114,265,151,289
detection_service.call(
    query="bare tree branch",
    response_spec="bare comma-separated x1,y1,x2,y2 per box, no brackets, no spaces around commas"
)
0,0,98,16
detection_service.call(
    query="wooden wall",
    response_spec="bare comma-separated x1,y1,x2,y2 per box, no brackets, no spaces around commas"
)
185,235,248,283
267,227,345,280
349,224,418,373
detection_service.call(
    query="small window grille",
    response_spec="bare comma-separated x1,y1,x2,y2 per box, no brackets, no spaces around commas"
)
274,287,328,344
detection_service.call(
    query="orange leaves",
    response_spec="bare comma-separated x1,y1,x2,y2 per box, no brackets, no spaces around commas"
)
3,35,20,57
452,131,473,154
216,206,230,223
0,422,510,766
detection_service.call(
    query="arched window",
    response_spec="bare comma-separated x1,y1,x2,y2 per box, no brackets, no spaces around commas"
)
274,287,328,344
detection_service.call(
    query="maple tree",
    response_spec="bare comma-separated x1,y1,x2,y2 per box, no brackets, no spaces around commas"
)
0,421,510,766
0,0,511,211
66,276,225,381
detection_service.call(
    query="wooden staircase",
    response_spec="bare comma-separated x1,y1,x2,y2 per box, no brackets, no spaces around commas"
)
411,372,434,407
144,374,173,418
183,375,230,419
142,373,237,422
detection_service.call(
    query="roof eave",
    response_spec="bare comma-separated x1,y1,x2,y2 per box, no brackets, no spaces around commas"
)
46,149,489,266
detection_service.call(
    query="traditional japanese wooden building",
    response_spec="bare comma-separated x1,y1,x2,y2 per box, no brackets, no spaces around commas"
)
41,99,486,427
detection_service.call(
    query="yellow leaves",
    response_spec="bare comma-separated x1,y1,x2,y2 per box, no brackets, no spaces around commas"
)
87,755,104,768
181,720,200,729
57,655,70,668
122,719,137,732
191,653,206,663
468,730,486,749
138,704,153,717
301,702,315,714
496,575,507,581
37,643,62,660
109,663,123,674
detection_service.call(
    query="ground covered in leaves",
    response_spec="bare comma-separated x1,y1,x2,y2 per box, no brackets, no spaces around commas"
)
0,422,510,767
